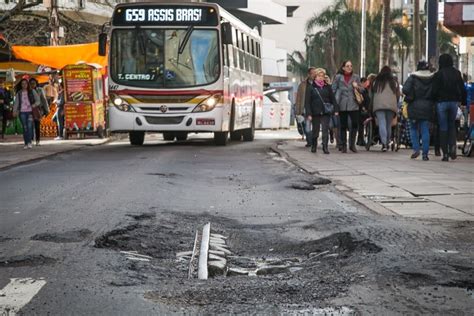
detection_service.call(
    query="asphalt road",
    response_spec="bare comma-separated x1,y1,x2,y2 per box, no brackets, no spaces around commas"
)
0,132,473,315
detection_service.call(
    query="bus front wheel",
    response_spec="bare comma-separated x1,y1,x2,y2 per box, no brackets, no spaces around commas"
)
129,131,145,146
214,131,228,146
242,111,255,142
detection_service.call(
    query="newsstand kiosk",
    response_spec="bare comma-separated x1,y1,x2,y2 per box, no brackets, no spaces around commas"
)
62,63,106,139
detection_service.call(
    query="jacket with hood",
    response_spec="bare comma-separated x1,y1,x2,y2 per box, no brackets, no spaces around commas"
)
432,54,466,103
402,70,435,121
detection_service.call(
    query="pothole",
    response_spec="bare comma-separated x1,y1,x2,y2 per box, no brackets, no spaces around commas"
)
0,255,57,268
146,173,180,178
288,176,332,190
31,229,92,243
125,213,156,221
0,236,14,242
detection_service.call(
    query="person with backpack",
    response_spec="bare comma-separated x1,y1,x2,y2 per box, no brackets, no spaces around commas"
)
402,61,435,161
432,54,466,161
12,78,40,149
29,78,49,145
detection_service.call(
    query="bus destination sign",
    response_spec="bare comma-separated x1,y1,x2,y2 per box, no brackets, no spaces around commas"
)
113,5,218,26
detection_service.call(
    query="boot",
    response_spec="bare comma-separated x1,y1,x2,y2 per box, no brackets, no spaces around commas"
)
340,131,347,153
440,131,449,161
449,128,457,160
311,138,317,153
349,131,358,153
323,143,329,154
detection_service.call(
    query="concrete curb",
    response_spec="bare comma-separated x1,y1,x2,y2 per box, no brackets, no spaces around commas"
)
0,137,116,172
271,142,398,217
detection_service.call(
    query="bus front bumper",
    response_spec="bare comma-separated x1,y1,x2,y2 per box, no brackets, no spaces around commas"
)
108,106,227,133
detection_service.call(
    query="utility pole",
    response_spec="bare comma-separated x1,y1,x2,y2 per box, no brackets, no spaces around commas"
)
426,0,438,69
360,0,367,77
413,0,421,63
46,0,60,46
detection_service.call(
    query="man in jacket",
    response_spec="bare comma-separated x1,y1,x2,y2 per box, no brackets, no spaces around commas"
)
295,67,317,147
432,54,466,161
403,60,435,160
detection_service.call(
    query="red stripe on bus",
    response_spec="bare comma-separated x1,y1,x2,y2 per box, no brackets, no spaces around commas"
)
115,89,223,96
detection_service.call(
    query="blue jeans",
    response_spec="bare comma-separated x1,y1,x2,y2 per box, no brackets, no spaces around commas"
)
437,102,458,132
410,119,430,155
19,112,33,145
375,110,394,146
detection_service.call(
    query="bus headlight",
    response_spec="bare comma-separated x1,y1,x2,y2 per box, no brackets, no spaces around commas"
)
193,94,222,112
110,95,135,112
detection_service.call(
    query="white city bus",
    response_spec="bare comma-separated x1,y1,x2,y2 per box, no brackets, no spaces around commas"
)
99,2,263,146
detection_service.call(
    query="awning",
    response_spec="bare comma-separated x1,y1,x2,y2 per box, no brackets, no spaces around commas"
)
11,42,107,70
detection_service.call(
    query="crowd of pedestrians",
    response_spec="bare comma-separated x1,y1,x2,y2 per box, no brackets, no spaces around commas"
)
295,53,468,162
5,73,65,148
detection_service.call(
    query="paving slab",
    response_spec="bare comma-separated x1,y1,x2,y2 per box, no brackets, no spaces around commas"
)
277,140,474,221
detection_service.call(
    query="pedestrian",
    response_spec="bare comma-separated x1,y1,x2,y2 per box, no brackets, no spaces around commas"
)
43,75,58,107
371,66,400,152
295,67,317,147
357,74,376,146
29,78,49,146
305,68,338,154
12,78,40,149
332,60,362,153
432,54,466,161
402,61,435,161
53,85,65,140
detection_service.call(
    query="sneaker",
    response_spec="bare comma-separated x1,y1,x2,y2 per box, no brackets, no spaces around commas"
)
381,145,387,152
27,143,33,149
422,155,429,161
54,136,63,141
411,151,420,159
35,141,40,146
23,145,28,149
305,144,311,148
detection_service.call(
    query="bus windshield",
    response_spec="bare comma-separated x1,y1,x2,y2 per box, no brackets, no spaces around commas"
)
111,28,220,88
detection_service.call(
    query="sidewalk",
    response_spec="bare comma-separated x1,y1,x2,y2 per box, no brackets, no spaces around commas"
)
277,139,474,221
0,135,109,170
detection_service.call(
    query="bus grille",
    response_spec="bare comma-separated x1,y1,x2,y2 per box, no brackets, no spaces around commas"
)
132,95,199,104
144,116,185,125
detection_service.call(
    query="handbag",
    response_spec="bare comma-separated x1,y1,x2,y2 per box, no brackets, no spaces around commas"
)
32,106,42,120
314,86,334,115
354,88,364,105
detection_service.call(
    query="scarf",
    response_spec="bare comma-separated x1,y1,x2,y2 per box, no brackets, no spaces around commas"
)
344,73,352,84
314,79,325,88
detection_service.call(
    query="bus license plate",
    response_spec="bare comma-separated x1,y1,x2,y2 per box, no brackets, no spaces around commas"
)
196,119,215,125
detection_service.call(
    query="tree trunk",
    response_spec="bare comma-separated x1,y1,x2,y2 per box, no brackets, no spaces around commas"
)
379,0,391,71
413,0,421,64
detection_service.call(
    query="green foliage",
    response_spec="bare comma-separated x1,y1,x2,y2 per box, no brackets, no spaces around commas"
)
288,0,412,78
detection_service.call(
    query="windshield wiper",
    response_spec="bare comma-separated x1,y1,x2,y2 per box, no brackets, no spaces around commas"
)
134,26,146,55
178,25,194,55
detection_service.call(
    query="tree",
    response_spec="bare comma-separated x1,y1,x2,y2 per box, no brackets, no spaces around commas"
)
379,0,391,70
305,0,346,75
0,0,41,24
413,0,421,63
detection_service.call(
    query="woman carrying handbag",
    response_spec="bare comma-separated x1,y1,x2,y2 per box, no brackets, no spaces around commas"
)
12,78,40,149
305,68,339,154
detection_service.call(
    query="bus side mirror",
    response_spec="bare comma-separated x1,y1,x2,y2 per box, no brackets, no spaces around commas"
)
221,22,232,45
98,33,107,56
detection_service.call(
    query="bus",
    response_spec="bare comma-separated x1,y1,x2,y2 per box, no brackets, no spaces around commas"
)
99,2,263,146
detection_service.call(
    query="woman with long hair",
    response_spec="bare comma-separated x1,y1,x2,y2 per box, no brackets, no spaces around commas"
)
332,60,362,153
12,78,40,149
29,78,49,146
371,66,400,151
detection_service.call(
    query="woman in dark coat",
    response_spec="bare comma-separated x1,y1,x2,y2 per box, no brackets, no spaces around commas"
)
305,68,339,154
402,61,435,161
432,54,466,161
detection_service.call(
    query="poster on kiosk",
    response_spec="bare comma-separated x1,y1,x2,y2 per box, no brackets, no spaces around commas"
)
63,63,106,139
